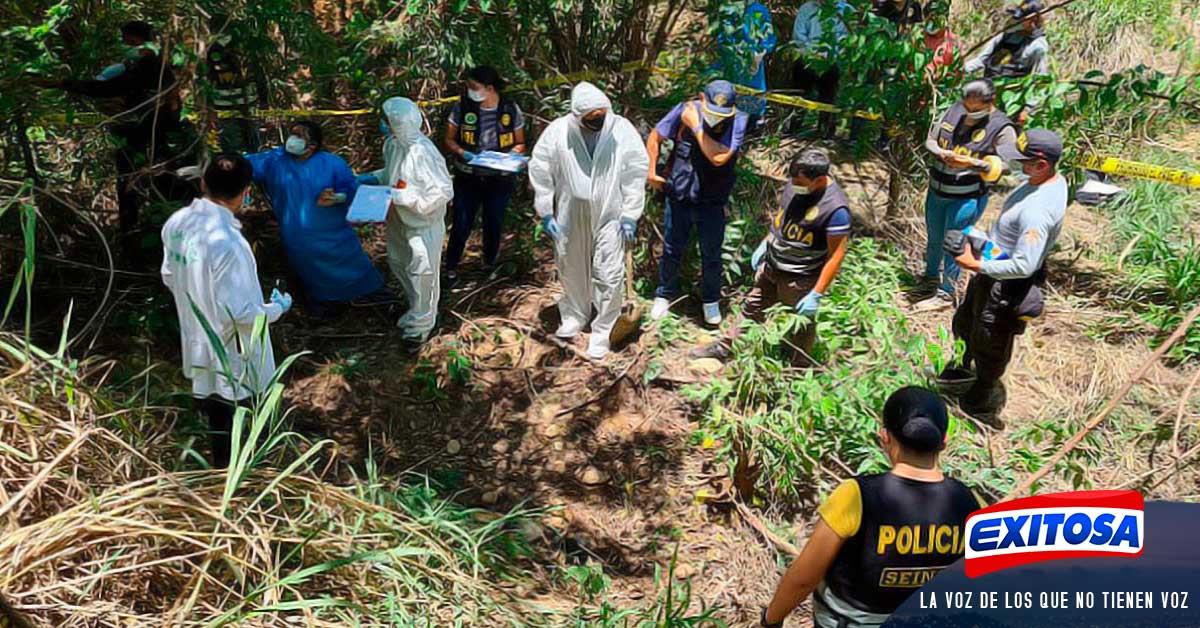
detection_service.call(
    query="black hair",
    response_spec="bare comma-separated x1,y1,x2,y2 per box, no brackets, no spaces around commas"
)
789,149,832,180
289,120,324,150
203,153,253,201
121,20,155,42
466,65,506,93
883,386,949,453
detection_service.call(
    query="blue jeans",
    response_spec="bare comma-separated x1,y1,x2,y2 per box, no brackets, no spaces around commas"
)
446,173,515,272
924,189,988,294
656,196,727,304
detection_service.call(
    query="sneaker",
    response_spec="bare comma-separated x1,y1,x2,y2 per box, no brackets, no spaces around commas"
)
650,297,671,321
911,290,956,313
907,276,939,302
688,340,731,362
702,302,722,326
586,338,610,360
556,319,582,339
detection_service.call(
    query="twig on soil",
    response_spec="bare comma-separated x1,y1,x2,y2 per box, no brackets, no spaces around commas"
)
1171,367,1200,459
554,354,640,418
1006,301,1200,500
735,502,799,558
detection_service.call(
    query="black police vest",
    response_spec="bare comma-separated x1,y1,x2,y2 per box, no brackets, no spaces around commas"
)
766,180,850,276
930,102,1014,197
825,473,980,615
456,98,519,154
666,110,747,204
984,30,1043,78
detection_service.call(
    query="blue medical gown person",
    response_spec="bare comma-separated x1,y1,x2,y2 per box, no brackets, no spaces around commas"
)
245,148,383,303
715,1,777,118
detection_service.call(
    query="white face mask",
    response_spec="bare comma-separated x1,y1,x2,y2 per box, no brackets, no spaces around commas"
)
966,109,991,122
792,179,812,195
702,111,725,128
467,89,487,103
285,135,308,156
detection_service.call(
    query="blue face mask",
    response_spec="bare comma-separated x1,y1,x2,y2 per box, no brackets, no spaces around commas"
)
243,191,252,207
285,135,308,156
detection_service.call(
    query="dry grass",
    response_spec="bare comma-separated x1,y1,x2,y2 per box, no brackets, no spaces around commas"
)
0,335,549,626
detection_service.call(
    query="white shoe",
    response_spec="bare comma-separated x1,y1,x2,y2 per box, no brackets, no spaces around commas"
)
650,297,671,321
586,339,610,360
556,319,582,339
703,302,722,326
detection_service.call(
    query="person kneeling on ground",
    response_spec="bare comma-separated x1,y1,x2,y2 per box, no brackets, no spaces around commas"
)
760,387,985,628
246,120,394,317
161,153,293,468
528,82,650,360
691,149,849,363
942,129,1067,428
359,97,454,346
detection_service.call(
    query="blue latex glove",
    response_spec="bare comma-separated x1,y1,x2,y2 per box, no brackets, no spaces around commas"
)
751,239,768,270
620,218,637,242
541,215,562,241
795,290,823,318
270,288,293,314
462,151,478,163
379,120,390,137
356,173,379,185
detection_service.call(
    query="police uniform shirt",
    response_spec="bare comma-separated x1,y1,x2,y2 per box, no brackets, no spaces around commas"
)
818,473,984,615
449,102,525,152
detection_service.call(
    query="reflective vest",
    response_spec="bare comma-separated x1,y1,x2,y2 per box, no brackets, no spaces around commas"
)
456,98,519,154
983,29,1044,78
207,36,257,110
930,102,1014,197
666,105,749,204
766,179,850,276
824,473,980,615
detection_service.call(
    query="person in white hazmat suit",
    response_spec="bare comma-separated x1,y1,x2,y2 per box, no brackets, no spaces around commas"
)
362,97,454,344
528,82,651,360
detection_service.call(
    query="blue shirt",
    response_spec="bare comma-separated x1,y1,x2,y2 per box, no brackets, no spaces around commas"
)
792,0,850,55
655,101,749,204
245,148,383,302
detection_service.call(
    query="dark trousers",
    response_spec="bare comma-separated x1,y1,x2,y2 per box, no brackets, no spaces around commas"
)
195,395,244,468
656,195,727,304
951,272,1041,413
217,116,262,153
791,60,841,135
732,264,819,360
446,173,515,272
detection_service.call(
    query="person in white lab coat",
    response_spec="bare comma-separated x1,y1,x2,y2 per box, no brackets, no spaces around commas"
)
528,82,651,360
161,153,293,467
359,97,454,344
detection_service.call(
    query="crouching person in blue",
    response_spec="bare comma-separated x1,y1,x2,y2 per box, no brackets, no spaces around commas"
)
246,121,391,316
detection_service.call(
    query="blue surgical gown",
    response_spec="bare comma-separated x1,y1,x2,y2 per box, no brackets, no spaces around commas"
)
246,148,383,302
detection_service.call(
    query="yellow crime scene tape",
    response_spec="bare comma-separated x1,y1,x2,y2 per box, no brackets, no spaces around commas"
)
31,62,1198,189
1078,154,1200,190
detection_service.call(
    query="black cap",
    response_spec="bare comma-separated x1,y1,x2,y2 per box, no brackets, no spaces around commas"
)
1003,128,1063,163
883,387,949,452
1007,0,1045,20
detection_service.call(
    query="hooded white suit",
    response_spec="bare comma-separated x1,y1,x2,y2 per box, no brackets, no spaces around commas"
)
528,83,650,358
367,97,454,341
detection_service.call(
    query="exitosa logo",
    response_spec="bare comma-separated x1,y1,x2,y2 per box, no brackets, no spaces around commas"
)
964,490,1145,578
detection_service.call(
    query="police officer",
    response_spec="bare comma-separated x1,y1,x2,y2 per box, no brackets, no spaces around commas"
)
205,13,268,152
965,0,1051,79
443,66,527,287
648,80,751,326
690,149,850,363
912,79,1017,310
944,129,1068,427
761,387,984,628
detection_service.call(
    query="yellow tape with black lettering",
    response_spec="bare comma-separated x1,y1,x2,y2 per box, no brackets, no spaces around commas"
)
1079,154,1200,189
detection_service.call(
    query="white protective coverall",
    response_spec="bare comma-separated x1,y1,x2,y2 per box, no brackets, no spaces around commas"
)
161,197,283,401
528,82,650,358
367,97,454,341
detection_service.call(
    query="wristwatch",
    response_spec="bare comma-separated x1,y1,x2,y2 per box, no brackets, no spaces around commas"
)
760,607,784,628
